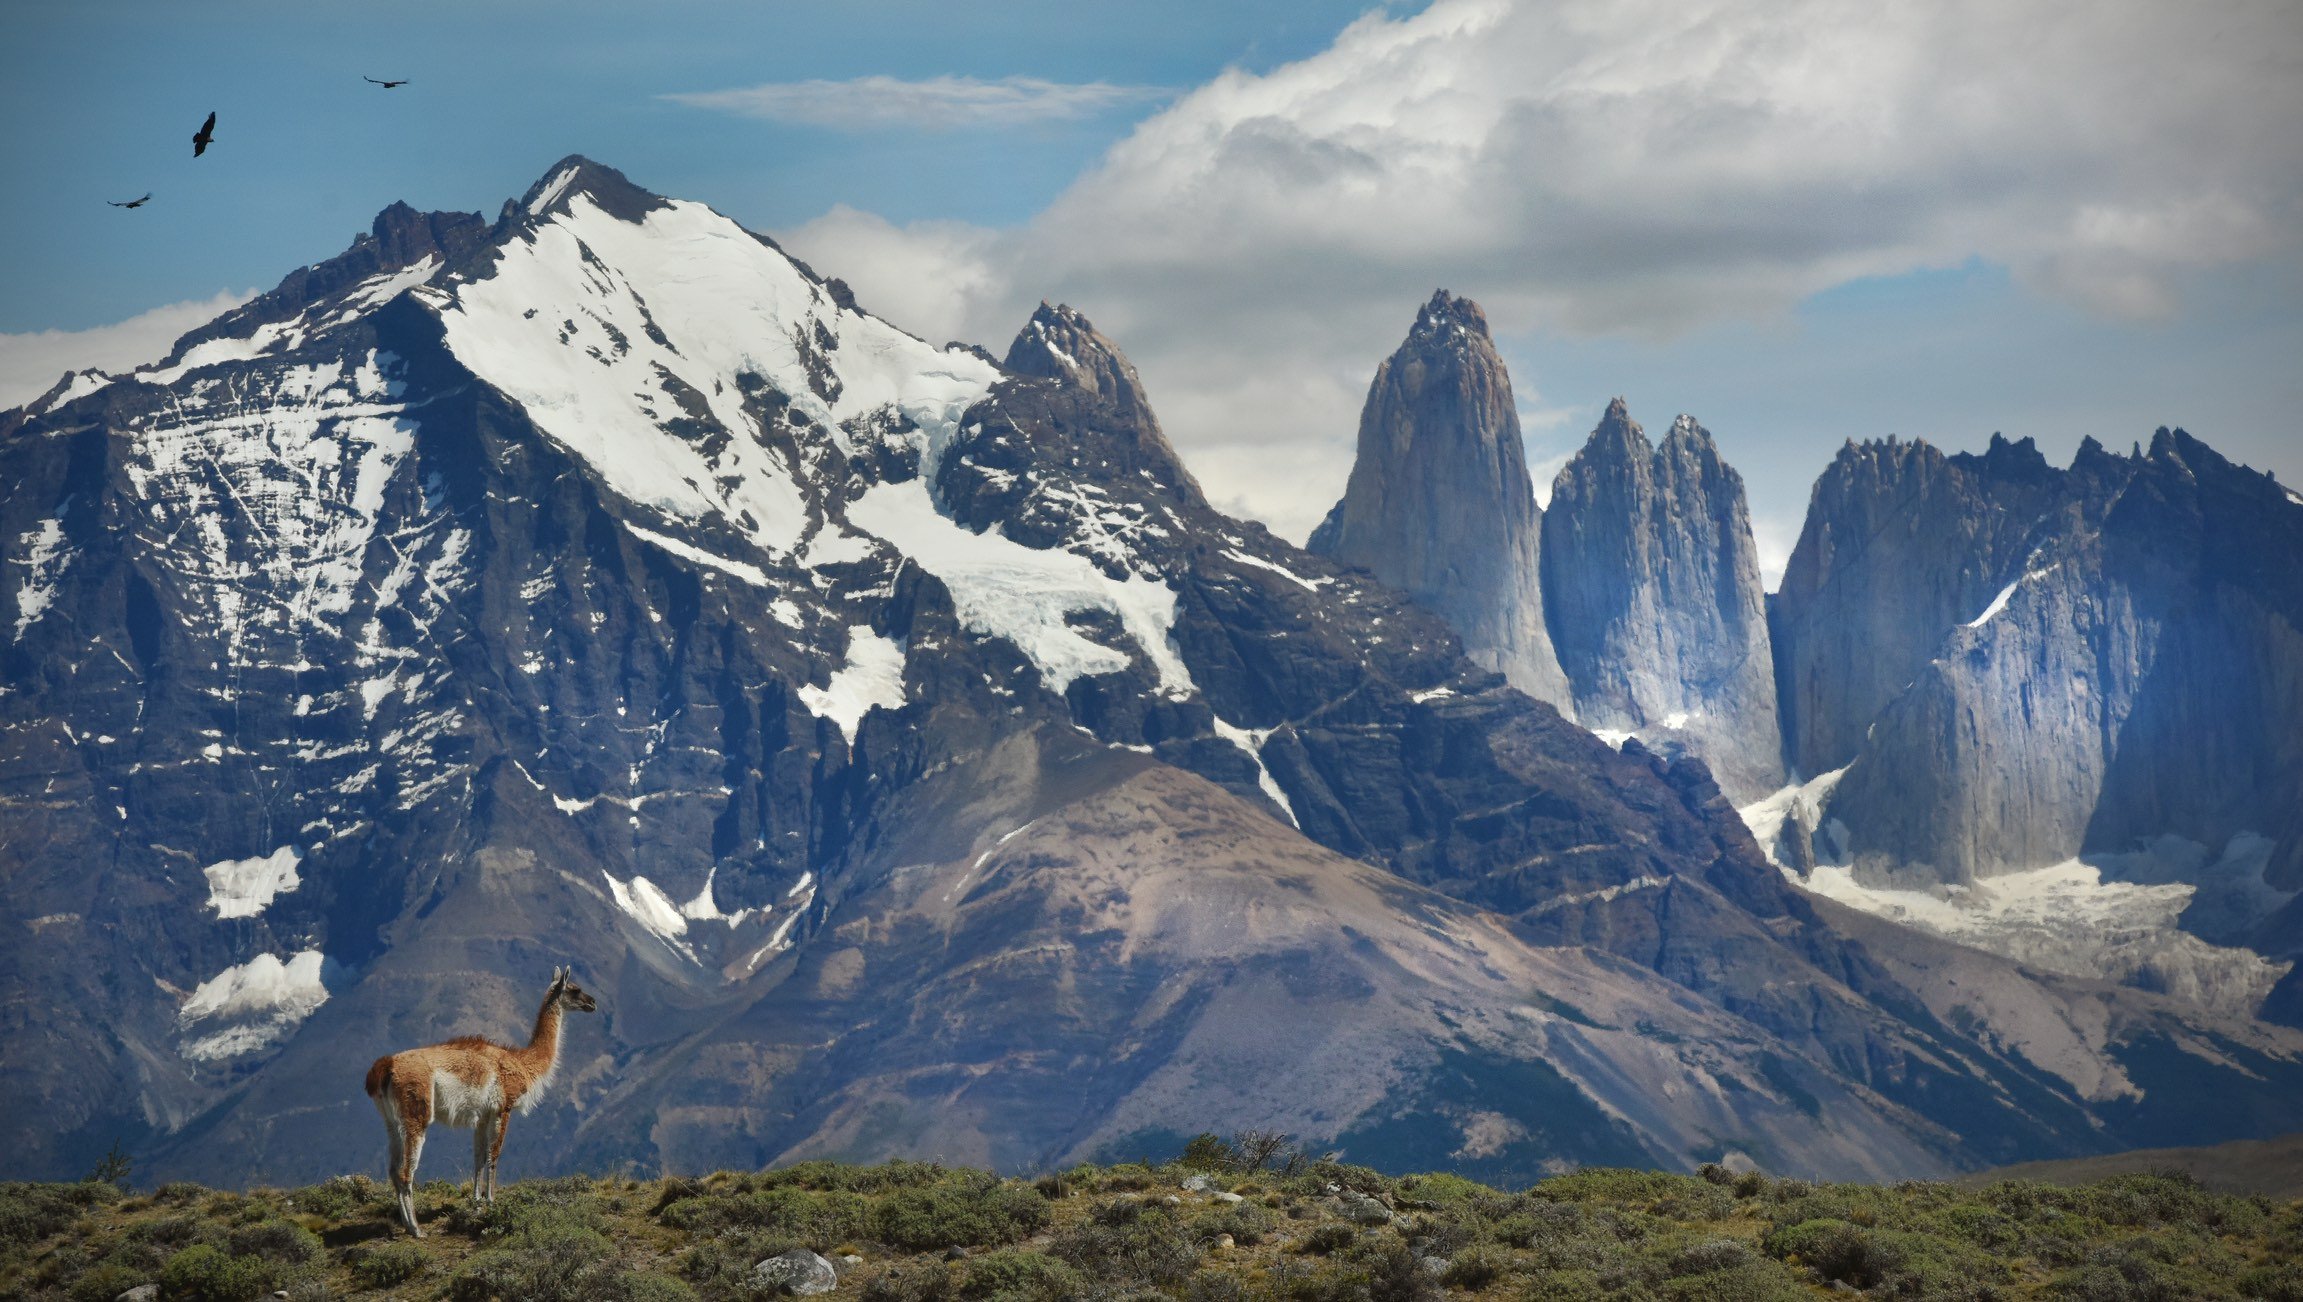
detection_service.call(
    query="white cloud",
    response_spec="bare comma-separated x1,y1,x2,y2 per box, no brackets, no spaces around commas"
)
0,289,252,411
775,0,2303,542
666,74,1167,130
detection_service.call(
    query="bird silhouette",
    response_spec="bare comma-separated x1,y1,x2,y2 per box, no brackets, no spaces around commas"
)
364,76,410,88
109,193,153,209
192,111,216,157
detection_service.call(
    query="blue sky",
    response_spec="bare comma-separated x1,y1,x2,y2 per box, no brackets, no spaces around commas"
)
4,0,2298,577
0,0,1381,329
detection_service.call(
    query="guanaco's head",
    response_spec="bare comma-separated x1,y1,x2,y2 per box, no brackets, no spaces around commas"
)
548,965,599,1013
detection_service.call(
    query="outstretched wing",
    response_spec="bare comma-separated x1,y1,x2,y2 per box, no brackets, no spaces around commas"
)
192,111,215,156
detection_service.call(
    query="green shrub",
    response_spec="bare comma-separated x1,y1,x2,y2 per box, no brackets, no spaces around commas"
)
0,1180,118,1249
1763,1218,1887,1288
446,1221,614,1302
66,1261,148,1302
1191,1200,1276,1247
223,1218,320,1268
350,1239,427,1287
1439,1244,1507,1289
861,1258,956,1302
875,1182,1048,1252
1300,1222,1355,1255
1294,1235,1438,1302
1659,1258,1811,1301
659,1186,874,1247
157,1243,273,1302
960,1249,1084,1300
1048,1204,1199,1291
288,1174,378,1221
2237,1263,2303,1302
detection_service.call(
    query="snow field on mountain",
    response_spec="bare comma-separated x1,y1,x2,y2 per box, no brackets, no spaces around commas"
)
123,352,416,654
201,846,304,919
178,950,333,1061
1742,775,2293,1019
435,194,996,559
847,478,1191,697
10,517,70,640
799,626,908,742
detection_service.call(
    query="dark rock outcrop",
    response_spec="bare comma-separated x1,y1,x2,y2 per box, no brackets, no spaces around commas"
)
1538,403,1784,800
1308,291,1571,709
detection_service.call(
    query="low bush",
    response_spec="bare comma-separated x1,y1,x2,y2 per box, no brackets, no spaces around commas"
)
157,1242,276,1302
1191,1200,1275,1247
959,1248,1084,1300
875,1181,1049,1252
0,1180,118,1250
861,1257,956,1302
1439,1244,1507,1289
349,1238,428,1287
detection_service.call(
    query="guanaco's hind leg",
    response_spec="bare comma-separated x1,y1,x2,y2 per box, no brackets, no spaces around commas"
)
391,1072,433,1238
486,1111,511,1202
397,1121,428,1237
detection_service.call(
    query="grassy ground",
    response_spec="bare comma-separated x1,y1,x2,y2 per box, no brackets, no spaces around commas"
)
4,1150,2299,1300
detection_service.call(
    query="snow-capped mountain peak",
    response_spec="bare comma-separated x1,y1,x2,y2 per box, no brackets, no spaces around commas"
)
429,158,998,563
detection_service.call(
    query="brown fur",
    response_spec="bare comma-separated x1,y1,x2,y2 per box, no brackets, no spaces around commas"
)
366,967,598,1237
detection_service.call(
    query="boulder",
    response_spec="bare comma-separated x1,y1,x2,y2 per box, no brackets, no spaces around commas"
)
751,1248,838,1296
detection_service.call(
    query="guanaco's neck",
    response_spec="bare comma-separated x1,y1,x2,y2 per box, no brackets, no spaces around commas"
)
520,991,564,1080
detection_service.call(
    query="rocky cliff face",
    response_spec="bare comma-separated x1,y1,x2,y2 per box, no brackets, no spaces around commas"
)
1538,402,1784,801
1770,433,2071,778
1826,432,2303,891
4,161,2300,1186
1308,291,1571,710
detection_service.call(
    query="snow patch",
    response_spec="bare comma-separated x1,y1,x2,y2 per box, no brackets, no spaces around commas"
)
178,950,332,1060
530,165,581,213
799,625,908,743
604,872,695,957
846,478,1191,697
622,521,771,586
605,867,761,960
11,518,70,640
1211,717,1297,827
1965,564,2056,628
201,846,304,919
1223,547,1331,591
1736,768,1850,857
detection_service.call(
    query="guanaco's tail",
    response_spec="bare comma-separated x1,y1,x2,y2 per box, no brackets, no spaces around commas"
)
364,1055,393,1100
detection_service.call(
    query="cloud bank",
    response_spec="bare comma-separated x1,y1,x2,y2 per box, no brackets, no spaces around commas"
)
779,0,2303,540
0,289,254,411
666,74,1167,130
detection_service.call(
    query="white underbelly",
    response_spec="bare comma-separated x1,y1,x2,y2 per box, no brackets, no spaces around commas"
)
430,1070,503,1129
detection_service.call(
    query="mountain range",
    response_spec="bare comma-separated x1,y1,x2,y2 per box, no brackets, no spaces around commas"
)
3,158,2299,1189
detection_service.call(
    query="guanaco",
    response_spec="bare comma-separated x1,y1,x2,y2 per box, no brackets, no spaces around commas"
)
363,966,598,1237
